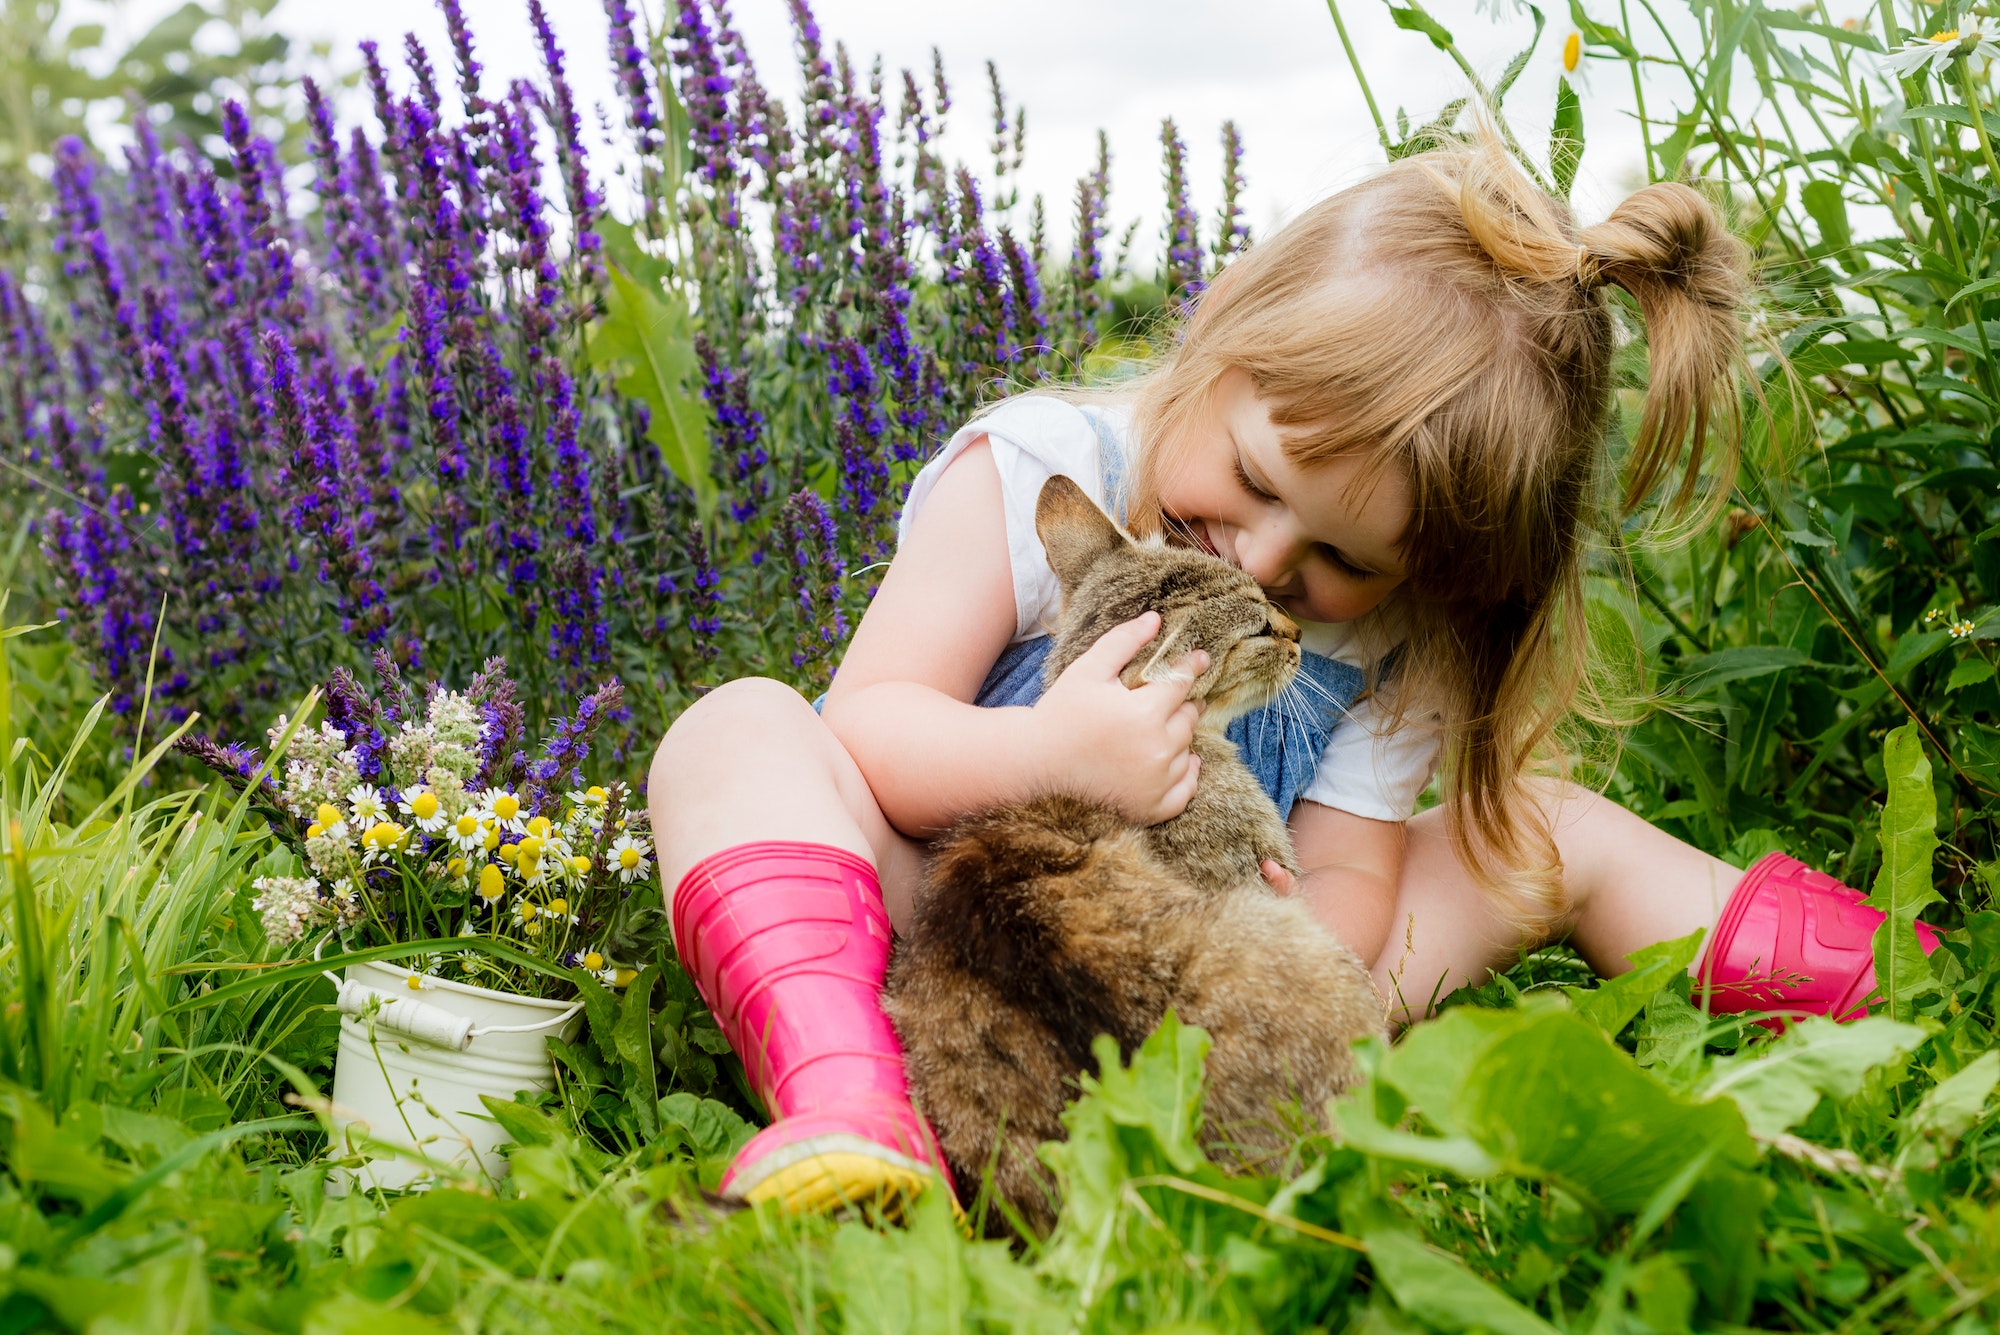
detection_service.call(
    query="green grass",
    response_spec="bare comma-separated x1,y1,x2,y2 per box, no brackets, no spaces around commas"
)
3,613,1999,1334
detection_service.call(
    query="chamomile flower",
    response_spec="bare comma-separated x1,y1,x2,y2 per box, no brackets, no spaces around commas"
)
313,802,348,841
447,810,487,854
543,897,579,925
346,784,388,825
567,785,610,810
1882,25,2000,76
511,898,545,935
399,784,449,834
477,863,506,903
359,820,409,865
1951,618,1978,639
474,788,528,835
610,833,654,884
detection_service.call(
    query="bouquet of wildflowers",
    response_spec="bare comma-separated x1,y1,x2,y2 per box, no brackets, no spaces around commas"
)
181,654,663,999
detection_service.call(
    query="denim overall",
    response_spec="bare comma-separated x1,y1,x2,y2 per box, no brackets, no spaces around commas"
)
967,409,1367,820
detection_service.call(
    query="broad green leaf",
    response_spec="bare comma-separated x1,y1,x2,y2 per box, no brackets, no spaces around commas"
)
1551,77,1585,199
1377,1005,1755,1214
1389,3,1455,51
1657,112,1701,181
1702,1016,1922,1139
1363,1226,1562,1335
1800,179,1851,253
1944,273,2000,316
1903,1050,2000,1149
1334,1095,1503,1177
1673,645,1813,693
1949,658,1997,691
616,965,662,1140
1564,929,1704,1037
1863,723,1943,1020
588,225,714,517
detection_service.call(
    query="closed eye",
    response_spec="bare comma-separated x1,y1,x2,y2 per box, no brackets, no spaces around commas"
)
1318,543,1375,580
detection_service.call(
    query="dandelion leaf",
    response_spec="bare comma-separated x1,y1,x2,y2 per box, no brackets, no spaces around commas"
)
1564,927,1704,1038
1699,1015,1923,1140
1862,722,1943,1019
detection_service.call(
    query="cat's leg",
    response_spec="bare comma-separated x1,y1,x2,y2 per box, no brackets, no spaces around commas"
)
647,677,953,1213
1177,896,1384,1164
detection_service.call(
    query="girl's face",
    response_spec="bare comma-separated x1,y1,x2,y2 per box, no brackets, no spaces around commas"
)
1157,368,1411,625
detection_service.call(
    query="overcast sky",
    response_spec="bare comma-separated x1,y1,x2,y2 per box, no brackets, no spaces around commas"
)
99,0,1781,253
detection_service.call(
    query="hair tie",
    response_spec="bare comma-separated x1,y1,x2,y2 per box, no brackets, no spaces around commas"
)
1573,243,1603,291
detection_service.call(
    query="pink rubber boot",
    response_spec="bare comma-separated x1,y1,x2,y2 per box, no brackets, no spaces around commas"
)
672,840,955,1213
1697,851,1943,1027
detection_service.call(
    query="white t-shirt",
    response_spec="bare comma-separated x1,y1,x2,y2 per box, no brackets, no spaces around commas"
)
897,395,1442,822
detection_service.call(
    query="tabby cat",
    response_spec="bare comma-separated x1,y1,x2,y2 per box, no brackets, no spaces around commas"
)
883,475,1386,1234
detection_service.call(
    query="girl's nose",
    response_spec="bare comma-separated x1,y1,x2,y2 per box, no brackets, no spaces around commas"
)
1237,521,1305,587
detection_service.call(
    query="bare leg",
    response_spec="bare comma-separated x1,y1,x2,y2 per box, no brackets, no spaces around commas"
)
648,677,926,931
1370,782,1742,1027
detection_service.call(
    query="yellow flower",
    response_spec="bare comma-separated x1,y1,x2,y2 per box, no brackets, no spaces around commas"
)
306,822,325,840
493,793,520,821
517,835,543,863
582,951,604,971
316,802,342,829
611,968,638,988
586,785,607,803
478,864,505,901
618,846,642,871
527,815,552,840
363,821,406,851
484,824,501,851
526,920,543,936
448,857,467,878
520,901,539,921
406,974,425,991
547,898,568,916
571,856,591,874
1563,31,1580,71
499,842,521,865
410,790,439,821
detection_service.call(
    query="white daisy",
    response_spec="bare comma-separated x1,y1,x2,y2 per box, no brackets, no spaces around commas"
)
398,784,449,834
473,787,528,835
345,784,388,825
445,810,487,854
1882,26,2000,76
610,833,654,885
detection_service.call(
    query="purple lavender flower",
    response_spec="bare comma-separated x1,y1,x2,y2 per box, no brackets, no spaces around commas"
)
779,489,846,686
1160,117,1204,301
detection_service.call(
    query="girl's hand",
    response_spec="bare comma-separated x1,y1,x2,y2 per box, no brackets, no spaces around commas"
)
1030,611,1208,825
1260,860,1297,894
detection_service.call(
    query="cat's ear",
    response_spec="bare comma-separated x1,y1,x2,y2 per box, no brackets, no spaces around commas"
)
1036,474,1129,590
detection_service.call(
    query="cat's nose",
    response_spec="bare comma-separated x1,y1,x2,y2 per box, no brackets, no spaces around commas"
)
1267,608,1301,643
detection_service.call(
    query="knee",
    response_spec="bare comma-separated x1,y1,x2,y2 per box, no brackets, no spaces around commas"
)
656,671,812,767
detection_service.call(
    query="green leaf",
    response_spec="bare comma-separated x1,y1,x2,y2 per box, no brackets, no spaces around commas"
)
1491,7,1547,104
1864,722,1943,1020
1550,77,1585,199
1389,3,1456,51
1759,9,1882,49
1672,645,1813,693
1949,658,1996,691
1376,1004,1755,1214
587,225,714,518
1568,0,1638,58
1363,1227,1562,1335
615,966,661,1141
1700,1016,1923,1139
1564,929,1704,1037
1657,112,1702,180
1904,1050,2000,1149
1800,179,1851,253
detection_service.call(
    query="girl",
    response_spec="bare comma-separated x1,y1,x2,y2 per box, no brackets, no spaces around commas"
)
649,135,1934,1215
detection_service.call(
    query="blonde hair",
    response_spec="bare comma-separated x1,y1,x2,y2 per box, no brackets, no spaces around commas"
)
1120,131,1752,930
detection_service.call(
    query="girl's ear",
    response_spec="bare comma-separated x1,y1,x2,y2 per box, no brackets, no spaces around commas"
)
1036,474,1130,590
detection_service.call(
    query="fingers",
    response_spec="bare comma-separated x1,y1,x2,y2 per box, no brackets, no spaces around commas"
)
1153,750,1201,822
1136,650,1209,713
1070,611,1160,679
1260,859,1297,894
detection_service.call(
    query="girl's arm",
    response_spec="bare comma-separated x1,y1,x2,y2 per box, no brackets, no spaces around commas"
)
822,439,1207,838
1271,801,1405,969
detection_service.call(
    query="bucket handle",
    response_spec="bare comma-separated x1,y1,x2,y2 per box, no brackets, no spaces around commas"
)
325,970,586,1051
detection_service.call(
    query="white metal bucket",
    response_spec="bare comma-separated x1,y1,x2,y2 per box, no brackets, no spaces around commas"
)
326,960,583,1192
